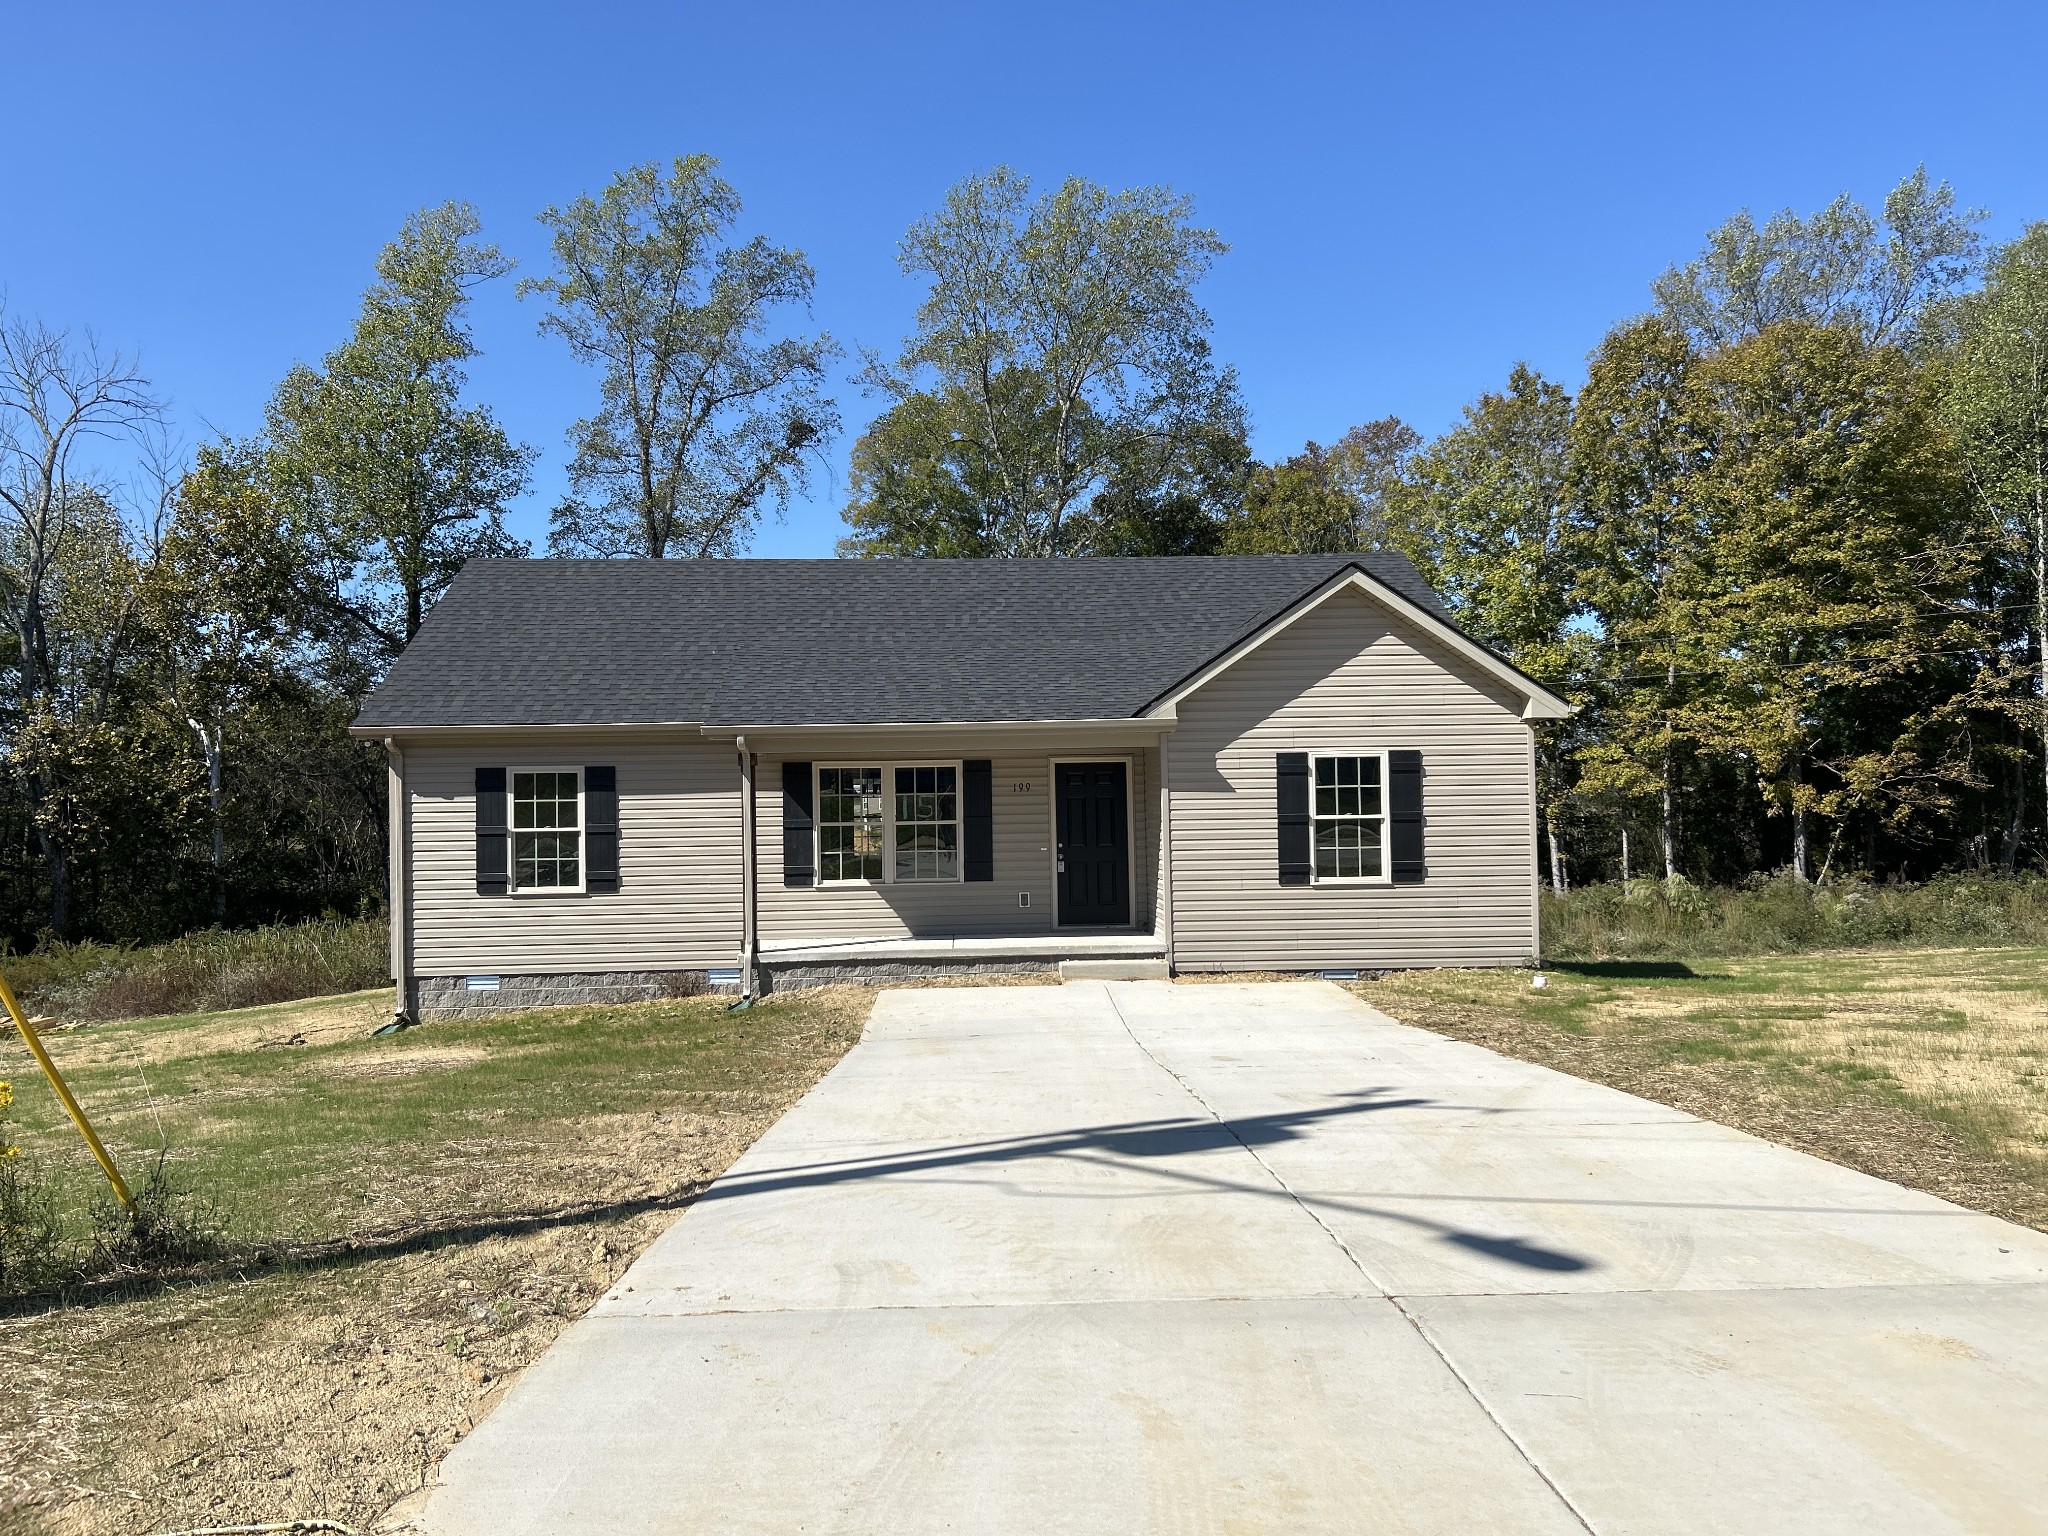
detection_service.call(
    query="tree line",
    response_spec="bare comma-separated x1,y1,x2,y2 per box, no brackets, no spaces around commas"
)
3,160,2044,947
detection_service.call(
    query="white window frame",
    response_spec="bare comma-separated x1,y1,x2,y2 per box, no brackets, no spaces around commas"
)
814,760,966,886
1309,750,1392,887
509,765,587,895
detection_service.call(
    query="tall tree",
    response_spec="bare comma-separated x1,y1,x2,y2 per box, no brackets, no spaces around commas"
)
842,167,1244,557
147,442,308,922
266,201,531,677
1568,318,1711,878
1224,416,1421,554
0,309,163,935
1943,224,2048,857
1679,322,1981,879
525,156,838,558
1386,365,1587,888
1654,168,1982,350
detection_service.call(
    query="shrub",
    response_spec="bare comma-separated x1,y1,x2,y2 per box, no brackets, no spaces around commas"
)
0,1153,65,1293
4,916,388,1023
89,1156,227,1273
1542,872,2048,960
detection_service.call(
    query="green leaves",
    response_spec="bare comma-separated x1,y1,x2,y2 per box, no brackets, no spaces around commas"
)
524,156,838,559
264,201,532,660
1222,418,1421,557
844,168,1244,557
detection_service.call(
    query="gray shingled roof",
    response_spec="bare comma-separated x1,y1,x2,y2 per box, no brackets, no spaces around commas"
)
354,554,1455,729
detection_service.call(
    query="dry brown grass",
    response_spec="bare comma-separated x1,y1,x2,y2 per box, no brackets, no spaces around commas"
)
0,985,878,1536
1353,947,2048,1233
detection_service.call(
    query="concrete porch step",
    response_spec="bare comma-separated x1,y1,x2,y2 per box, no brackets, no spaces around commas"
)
1059,958,1171,982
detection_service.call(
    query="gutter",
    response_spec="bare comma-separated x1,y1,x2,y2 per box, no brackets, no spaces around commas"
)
349,714,1178,742
697,713,1176,742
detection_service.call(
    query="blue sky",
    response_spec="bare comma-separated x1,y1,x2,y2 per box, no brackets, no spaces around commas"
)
8,2,2046,556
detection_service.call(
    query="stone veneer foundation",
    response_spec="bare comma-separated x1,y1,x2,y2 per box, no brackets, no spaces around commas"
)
412,959,1064,1017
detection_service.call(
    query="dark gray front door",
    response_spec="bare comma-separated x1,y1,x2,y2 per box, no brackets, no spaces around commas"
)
1056,762,1130,927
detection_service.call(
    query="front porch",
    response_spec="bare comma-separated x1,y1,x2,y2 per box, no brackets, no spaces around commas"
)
755,929,1168,991
761,930,1166,964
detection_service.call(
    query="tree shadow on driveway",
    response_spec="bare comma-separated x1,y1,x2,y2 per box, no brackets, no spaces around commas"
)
698,1090,1598,1276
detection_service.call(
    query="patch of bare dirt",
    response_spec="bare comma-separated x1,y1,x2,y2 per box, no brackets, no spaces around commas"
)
0,990,874,1536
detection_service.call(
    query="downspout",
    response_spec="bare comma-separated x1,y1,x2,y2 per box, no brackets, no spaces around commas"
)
385,737,414,1024
1158,750,1176,970
737,735,758,1001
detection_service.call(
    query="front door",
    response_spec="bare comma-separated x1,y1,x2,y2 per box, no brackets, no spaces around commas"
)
1056,762,1130,927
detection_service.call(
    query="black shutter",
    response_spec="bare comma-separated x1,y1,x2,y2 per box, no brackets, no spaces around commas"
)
585,766,619,892
782,761,814,887
476,766,509,894
1276,752,1311,886
963,760,994,881
1389,750,1425,883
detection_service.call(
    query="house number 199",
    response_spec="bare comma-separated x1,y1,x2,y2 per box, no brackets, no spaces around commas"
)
1012,781,1033,793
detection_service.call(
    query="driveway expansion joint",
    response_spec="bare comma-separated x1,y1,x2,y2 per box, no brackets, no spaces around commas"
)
1097,982,1603,1536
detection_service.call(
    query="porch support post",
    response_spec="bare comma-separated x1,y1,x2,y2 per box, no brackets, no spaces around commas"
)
1156,733,1175,972
1528,724,1542,968
384,737,414,1024
738,736,759,1000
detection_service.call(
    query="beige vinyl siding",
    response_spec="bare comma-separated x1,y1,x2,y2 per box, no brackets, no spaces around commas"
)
1167,585,1536,970
757,740,1155,941
406,736,740,976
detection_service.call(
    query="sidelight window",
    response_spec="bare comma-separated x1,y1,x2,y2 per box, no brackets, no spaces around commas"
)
1312,754,1387,882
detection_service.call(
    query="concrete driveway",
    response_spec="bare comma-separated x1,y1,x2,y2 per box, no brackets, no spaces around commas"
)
422,981,2048,1535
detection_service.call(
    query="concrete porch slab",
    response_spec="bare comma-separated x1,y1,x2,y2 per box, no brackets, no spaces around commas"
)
759,931,1165,964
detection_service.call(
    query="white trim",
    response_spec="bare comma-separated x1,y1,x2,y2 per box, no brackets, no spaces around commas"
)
354,715,1179,742
1141,567,1574,721
1307,749,1393,886
1156,732,1175,970
1048,755,1140,930
1528,724,1543,966
385,739,412,1021
507,765,587,895
739,739,758,999
350,721,706,740
703,715,1174,742
813,760,967,887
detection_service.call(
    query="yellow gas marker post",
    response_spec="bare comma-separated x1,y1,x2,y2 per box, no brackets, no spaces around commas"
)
0,968,135,1215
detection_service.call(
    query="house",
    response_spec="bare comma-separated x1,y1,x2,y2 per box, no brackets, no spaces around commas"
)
351,555,1571,1019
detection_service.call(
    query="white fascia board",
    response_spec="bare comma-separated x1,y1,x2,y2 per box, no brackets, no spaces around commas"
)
346,721,706,741
699,713,1176,743
1140,567,1574,721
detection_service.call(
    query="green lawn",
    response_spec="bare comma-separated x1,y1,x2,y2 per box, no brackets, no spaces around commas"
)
1359,945,2048,1230
0,984,870,1536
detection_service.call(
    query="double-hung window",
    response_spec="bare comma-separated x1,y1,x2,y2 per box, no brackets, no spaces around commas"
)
817,763,960,884
513,769,582,891
1313,754,1387,882
817,767,885,882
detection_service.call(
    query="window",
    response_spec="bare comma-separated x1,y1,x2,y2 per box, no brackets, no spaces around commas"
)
1313,754,1386,882
893,765,959,882
513,769,581,890
818,767,884,882
816,763,960,884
